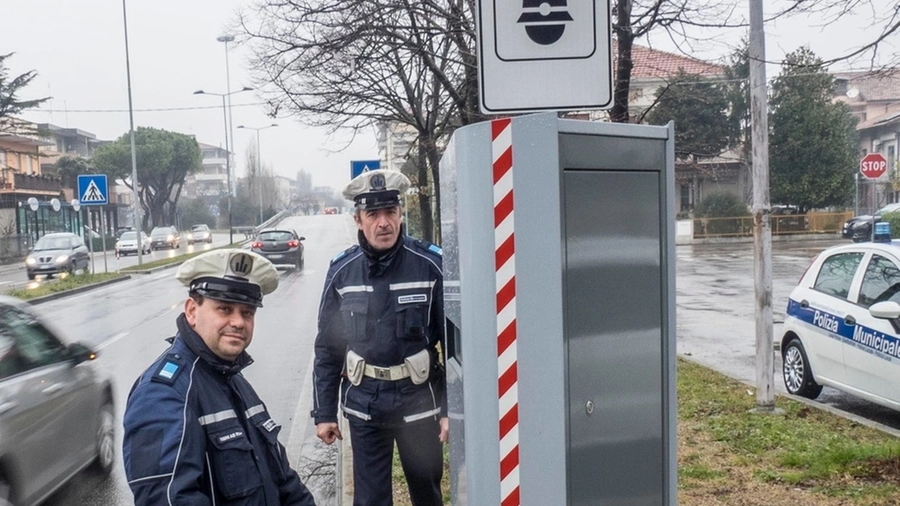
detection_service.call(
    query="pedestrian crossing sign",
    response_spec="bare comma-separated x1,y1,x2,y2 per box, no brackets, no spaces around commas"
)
77,174,108,206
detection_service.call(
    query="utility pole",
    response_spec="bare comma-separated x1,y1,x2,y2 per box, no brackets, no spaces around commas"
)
749,0,779,414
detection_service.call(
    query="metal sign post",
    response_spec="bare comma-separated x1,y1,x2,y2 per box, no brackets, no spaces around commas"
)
350,159,381,180
78,174,109,274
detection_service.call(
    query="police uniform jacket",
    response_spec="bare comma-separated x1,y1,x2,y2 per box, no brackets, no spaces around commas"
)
123,314,316,506
312,233,445,426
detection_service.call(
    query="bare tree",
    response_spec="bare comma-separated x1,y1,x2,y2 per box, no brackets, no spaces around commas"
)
239,0,476,241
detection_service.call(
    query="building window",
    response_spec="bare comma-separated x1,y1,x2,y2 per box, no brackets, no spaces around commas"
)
25,155,33,174
56,139,64,152
0,150,6,169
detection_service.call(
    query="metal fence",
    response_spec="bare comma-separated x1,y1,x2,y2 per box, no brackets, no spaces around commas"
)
0,234,31,264
692,211,854,239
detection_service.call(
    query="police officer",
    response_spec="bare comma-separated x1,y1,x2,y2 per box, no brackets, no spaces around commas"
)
312,169,447,506
123,249,317,506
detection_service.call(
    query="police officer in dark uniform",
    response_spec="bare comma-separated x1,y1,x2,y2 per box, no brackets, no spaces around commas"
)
312,169,447,506
123,249,317,506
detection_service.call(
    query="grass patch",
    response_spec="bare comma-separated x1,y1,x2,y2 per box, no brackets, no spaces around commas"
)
7,272,125,300
387,358,900,505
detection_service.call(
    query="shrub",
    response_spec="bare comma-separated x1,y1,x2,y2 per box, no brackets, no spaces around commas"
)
880,212,900,238
694,192,750,218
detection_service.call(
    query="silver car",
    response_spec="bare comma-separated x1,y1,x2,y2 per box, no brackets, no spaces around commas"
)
187,224,212,245
0,296,114,505
115,231,151,256
24,233,90,280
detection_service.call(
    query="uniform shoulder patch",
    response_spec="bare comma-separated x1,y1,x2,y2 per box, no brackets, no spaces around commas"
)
413,238,442,256
331,245,358,265
151,354,184,385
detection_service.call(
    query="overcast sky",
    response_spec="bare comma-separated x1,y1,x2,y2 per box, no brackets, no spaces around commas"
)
1,0,896,194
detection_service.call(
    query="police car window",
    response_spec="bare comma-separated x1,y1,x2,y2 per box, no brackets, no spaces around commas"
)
813,252,864,299
858,254,900,308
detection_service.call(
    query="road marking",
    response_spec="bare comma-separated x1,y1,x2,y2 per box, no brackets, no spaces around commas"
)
287,353,316,468
97,331,129,351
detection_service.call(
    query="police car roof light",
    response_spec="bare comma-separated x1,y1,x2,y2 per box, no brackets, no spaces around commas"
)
873,221,892,243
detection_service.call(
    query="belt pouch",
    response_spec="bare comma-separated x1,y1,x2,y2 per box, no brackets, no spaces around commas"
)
404,349,431,385
346,350,366,386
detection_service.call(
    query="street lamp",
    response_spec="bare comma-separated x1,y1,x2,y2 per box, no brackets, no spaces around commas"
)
121,0,143,265
237,124,278,225
194,87,253,244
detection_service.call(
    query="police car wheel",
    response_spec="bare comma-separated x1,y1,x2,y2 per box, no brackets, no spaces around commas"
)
782,338,823,399
91,403,116,476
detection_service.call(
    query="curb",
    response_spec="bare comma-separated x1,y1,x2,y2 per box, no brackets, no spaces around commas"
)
27,275,134,305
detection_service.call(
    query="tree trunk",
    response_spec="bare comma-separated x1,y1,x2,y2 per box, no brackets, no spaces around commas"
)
416,140,434,243
610,0,634,123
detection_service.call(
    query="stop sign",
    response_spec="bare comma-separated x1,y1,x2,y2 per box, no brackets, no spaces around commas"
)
860,153,888,179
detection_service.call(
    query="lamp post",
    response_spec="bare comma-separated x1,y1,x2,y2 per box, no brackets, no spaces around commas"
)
237,124,278,225
121,0,143,264
193,87,253,244
217,34,237,197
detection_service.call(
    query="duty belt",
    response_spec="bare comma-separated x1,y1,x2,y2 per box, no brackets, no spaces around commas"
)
364,363,411,381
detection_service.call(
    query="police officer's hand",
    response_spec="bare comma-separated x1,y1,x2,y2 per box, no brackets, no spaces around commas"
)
439,417,449,443
316,422,343,445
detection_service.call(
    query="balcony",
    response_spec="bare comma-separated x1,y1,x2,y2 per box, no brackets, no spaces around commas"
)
5,173,63,194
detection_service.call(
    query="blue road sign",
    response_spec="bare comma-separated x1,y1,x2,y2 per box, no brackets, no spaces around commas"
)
77,174,109,206
350,160,381,180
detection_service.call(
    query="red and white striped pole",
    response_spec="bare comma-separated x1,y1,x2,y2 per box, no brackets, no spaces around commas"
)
492,118,520,506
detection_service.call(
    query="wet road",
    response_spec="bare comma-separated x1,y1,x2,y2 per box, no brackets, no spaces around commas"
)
34,214,357,506
677,237,900,430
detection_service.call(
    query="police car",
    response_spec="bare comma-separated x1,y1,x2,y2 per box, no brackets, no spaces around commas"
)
782,222,900,411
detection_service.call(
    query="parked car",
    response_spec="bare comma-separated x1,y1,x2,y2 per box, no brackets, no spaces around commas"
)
187,224,212,245
781,236,900,412
323,207,338,215
24,233,90,280
0,295,115,506
150,226,180,250
250,229,305,269
841,203,900,242
115,231,151,256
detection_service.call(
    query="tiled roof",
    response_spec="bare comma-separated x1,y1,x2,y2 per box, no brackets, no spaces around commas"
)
856,110,900,130
833,70,900,102
613,41,725,79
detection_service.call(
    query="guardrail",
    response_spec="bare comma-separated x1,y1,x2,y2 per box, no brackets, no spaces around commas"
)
692,211,853,239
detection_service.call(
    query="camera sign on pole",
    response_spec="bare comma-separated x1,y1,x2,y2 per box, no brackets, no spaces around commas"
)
476,0,613,114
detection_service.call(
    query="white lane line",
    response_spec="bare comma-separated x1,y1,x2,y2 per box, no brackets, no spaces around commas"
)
287,353,316,468
96,331,129,351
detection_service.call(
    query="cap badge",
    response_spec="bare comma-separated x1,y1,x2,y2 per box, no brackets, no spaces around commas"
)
369,173,386,191
228,252,254,277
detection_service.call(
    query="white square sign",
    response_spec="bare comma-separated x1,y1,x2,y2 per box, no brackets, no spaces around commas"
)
478,0,613,113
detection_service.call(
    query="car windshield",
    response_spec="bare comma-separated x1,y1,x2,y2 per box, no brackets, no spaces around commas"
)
191,225,208,231
151,228,170,237
120,232,138,241
33,236,71,251
259,231,293,241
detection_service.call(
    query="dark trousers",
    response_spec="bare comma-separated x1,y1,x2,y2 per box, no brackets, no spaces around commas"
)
348,416,443,506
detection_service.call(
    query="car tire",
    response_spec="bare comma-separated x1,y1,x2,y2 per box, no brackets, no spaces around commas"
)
26,272,35,281
91,402,115,476
0,470,15,506
782,338,823,399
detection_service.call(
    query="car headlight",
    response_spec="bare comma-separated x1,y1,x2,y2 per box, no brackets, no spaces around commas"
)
25,257,36,266
167,235,174,241
55,255,69,264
